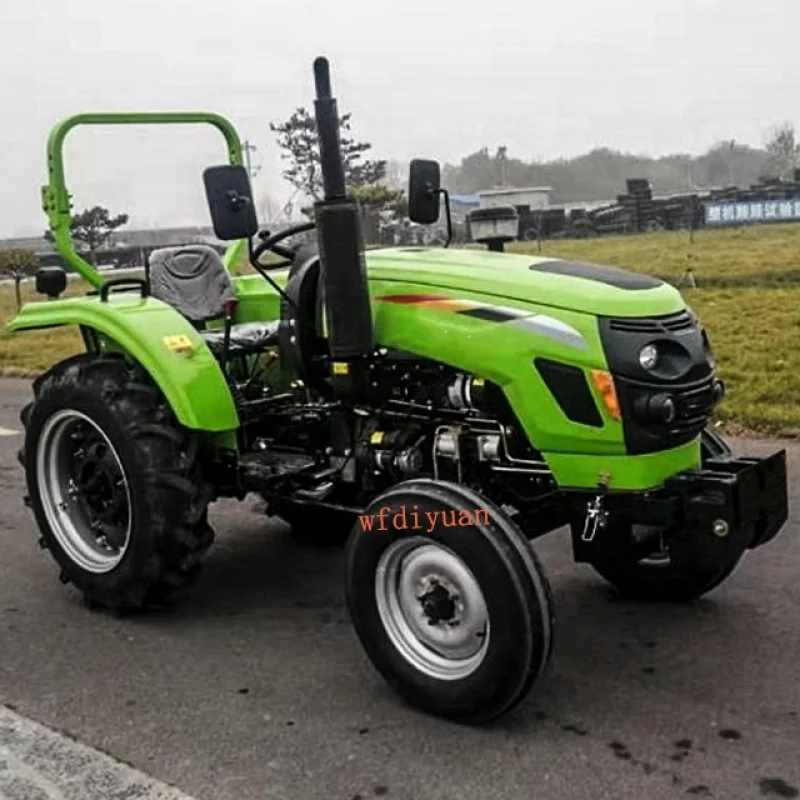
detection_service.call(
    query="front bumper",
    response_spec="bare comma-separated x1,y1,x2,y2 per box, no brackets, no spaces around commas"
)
571,449,789,568
662,448,788,569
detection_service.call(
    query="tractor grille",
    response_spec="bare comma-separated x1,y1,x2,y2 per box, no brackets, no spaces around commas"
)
671,380,716,434
608,309,694,335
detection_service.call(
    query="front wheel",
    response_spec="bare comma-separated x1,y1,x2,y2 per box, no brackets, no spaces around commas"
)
589,427,741,602
589,549,741,602
345,479,555,724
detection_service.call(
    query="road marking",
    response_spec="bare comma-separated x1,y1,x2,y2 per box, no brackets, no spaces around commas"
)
0,427,19,437
0,706,200,799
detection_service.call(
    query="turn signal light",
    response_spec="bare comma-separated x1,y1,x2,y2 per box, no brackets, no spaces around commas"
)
591,370,621,421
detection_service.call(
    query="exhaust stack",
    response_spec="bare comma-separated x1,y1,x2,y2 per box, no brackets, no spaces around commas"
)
312,56,374,397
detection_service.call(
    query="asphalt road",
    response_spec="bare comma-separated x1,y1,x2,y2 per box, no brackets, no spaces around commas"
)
1,376,799,800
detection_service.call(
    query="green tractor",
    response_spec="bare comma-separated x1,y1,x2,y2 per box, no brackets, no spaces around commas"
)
9,56,789,724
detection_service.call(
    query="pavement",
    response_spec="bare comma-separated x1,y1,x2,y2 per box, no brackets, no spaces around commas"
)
0,375,799,800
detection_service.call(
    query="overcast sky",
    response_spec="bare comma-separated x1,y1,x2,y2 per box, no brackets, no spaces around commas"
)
1,0,799,236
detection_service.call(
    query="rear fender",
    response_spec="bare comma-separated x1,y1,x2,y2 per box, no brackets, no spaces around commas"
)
7,294,239,432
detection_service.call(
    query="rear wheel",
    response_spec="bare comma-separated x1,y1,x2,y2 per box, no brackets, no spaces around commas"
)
21,353,214,612
345,479,554,724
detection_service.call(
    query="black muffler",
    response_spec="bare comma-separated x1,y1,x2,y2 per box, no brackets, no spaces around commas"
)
312,56,374,397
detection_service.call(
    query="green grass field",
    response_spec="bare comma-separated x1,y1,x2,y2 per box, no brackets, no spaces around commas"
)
510,222,800,287
2,223,800,435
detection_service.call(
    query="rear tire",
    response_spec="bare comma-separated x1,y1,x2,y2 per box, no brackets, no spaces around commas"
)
345,479,555,724
21,353,214,612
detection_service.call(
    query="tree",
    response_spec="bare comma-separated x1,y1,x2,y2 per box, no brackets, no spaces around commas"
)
765,122,800,179
352,185,407,215
0,249,39,309
270,107,387,205
258,192,282,223
45,205,129,265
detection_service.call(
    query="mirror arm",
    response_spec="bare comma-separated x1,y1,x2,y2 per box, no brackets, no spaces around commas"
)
436,188,453,248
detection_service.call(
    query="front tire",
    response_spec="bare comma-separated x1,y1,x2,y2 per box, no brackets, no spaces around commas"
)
589,550,741,602
345,479,555,724
589,427,741,602
22,353,214,612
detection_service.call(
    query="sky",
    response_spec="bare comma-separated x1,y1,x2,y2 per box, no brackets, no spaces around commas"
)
1,0,799,236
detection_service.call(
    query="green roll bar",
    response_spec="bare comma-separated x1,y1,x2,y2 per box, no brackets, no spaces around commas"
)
42,112,248,288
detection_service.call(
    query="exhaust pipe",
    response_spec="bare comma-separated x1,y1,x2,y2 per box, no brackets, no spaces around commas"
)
312,56,374,397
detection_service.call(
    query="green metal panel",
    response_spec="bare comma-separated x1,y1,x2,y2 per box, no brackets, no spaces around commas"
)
543,439,702,491
42,112,247,288
365,247,685,317
7,294,239,432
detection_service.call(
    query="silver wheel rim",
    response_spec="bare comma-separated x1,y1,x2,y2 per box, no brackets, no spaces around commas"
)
36,409,132,574
375,538,490,680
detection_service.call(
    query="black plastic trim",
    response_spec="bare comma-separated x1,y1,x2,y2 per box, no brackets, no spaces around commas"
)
529,260,664,290
458,306,521,322
535,358,603,428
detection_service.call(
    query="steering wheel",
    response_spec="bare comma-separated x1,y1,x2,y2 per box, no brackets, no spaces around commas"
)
250,221,316,267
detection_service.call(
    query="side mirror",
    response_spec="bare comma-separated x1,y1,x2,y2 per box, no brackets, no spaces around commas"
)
408,159,441,224
35,266,67,299
202,164,259,241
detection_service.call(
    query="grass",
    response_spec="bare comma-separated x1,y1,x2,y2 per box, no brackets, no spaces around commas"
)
2,224,800,435
0,279,84,376
510,221,800,287
685,287,800,436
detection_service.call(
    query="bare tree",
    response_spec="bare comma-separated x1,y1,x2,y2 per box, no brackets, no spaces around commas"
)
765,122,800,179
258,193,282,223
270,107,386,205
0,248,39,309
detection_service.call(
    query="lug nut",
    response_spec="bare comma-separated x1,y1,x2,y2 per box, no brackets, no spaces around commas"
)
712,519,730,538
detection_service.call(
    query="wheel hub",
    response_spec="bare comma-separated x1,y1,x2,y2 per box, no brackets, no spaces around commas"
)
35,410,132,573
69,433,129,545
375,539,490,681
417,577,460,626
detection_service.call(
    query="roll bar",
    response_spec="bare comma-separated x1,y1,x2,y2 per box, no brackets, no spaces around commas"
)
42,112,246,288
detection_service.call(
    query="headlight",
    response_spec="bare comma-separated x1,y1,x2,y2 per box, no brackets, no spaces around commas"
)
639,344,659,371
633,392,677,424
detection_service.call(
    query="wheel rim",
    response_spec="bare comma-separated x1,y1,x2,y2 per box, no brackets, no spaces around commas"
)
35,409,132,574
375,538,490,681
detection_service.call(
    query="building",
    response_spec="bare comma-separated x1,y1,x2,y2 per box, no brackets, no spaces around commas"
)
448,194,481,221
478,186,551,210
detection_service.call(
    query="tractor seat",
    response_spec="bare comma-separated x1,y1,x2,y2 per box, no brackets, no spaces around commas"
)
148,245,279,356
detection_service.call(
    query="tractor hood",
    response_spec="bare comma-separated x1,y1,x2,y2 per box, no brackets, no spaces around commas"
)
365,247,685,318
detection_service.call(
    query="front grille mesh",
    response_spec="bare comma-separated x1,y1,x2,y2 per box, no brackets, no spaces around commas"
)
670,380,715,433
609,310,694,334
